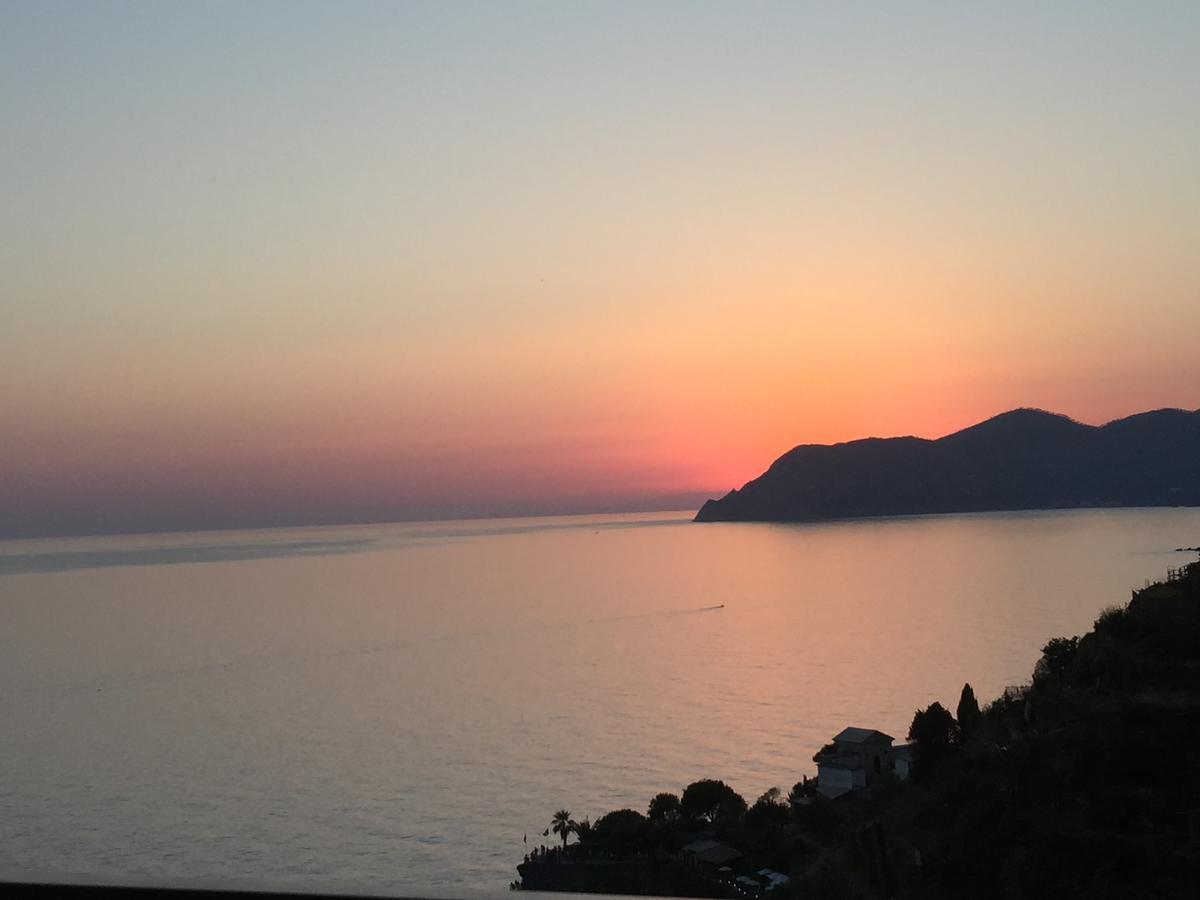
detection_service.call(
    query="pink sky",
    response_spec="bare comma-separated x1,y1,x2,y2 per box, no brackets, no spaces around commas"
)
3,5,1198,537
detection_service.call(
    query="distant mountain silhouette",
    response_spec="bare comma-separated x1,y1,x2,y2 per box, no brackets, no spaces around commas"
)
695,408,1200,522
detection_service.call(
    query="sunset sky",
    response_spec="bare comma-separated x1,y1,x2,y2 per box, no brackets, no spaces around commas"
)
3,2,1198,537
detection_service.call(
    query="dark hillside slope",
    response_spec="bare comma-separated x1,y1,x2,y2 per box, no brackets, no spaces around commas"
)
696,408,1200,522
792,558,1200,899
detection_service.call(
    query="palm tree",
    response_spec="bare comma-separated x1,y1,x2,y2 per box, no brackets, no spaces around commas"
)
551,809,576,849
572,817,593,845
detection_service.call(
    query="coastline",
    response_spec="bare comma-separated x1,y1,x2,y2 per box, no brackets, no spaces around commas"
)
518,554,1200,899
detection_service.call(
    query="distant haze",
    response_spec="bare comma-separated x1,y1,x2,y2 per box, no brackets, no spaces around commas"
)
2,3,1199,538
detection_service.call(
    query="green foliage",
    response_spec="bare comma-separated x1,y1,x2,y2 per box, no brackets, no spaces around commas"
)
908,701,958,746
745,786,789,832
852,821,897,897
1093,604,1130,636
908,701,959,775
1034,635,1079,686
551,809,576,848
956,682,981,737
680,778,747,824
572,817,593,844
593,808,650,851
536,566,1200,898
857,568,1200,897
646,791,682,824
787,779,809,805
791,792,841,841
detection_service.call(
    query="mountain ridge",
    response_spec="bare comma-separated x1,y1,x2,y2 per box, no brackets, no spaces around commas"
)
695,407,1200,523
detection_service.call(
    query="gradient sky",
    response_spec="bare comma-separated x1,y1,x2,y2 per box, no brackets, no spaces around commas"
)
2,1,1199,537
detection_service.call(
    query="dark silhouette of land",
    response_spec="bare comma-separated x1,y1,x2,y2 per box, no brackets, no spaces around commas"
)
696,407,1200,523
518,555,1200,898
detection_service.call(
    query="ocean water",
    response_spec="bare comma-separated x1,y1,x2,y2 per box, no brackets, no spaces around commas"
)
2,507,1199,894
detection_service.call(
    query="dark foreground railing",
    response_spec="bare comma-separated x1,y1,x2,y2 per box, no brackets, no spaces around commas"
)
0,884,411,900
0,878,691,900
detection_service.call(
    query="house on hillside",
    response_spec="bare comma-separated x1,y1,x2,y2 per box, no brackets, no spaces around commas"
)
813,726,911,798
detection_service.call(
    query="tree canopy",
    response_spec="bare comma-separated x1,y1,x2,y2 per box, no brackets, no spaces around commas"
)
1035,635,1079,686
551,809,576,848
787,780,810,805
680,779,747,823
745,786,789,831
647,791,682,824
956,682,981,737
908,701,959,773
593,808,650,851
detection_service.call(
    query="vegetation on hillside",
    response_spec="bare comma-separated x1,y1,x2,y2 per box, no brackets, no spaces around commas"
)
696,407,1200,523
522,558,1200,898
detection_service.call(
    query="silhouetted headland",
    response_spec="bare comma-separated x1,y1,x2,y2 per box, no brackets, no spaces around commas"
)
696,407,1200,523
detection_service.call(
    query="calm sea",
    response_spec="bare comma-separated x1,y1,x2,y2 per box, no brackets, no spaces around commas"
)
3,508,1198,893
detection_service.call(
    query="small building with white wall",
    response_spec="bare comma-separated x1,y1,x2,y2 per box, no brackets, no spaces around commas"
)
814,727,910,798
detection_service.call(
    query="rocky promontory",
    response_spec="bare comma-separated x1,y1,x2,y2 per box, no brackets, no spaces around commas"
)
696,407,1200,523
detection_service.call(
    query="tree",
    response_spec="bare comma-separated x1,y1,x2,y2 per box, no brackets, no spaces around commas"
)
908,702,959,774
756,786,784,806
680,779,747,824
1034,636,1079,686
594,809,650,852
551,809,576,849
793,791,840,840
745,786,789,831
957,683,981,738
788,778,813,806
647,792,682,825
572,817,593,845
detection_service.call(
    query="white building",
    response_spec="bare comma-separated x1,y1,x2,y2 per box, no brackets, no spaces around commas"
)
814,727,910,798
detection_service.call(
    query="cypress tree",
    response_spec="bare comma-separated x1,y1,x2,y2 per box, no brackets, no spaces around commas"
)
957,682,981,738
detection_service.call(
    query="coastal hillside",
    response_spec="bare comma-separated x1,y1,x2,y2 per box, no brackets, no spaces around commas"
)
696,408,1200,523
518,555,1200,899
